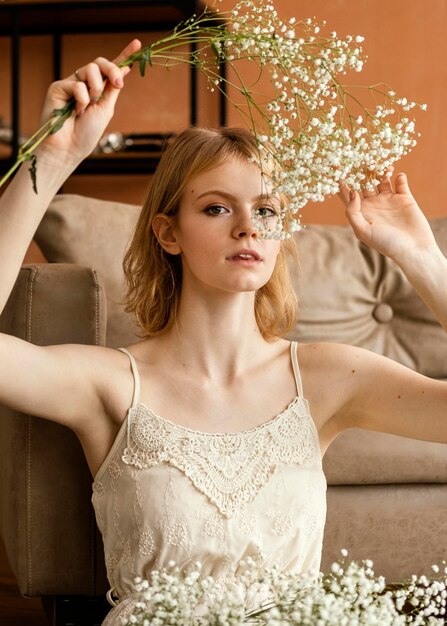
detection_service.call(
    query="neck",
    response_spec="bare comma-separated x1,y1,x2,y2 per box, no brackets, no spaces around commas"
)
162,287,268,383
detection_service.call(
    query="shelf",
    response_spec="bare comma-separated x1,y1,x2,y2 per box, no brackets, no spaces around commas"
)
1,0,226,175
0,151,166,177
75,152,166,175
0,1,206,35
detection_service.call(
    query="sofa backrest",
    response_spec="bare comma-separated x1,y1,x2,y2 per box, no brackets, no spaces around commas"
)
35,194,447,378
0,265,109,596
288,220,447,378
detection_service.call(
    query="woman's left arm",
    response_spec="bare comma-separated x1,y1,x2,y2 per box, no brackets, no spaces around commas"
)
329,172,447,444
322,341,447,445
341,172,447,331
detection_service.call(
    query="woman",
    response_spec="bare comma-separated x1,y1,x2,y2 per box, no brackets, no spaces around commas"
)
0,41,446,625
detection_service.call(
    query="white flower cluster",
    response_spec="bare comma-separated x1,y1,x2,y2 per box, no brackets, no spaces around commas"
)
198,1,427,238
4,0,426,205
122,555,447,626
120,561,246,626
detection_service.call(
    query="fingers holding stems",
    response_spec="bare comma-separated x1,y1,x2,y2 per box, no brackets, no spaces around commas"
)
353,167,395,200
393,171,412,196
34,39,142,163
112,38,142,66
69,39,142,116
375,166,394,194
342,169,413,242
344,169,411,217
339,167,396,206
0,39,142,189
40,39,141,123
70,59,125,116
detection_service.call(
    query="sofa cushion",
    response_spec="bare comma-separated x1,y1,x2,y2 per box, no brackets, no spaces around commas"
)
35,194,141,348
323,428,447,485
287,220,447,379
322,484,447,578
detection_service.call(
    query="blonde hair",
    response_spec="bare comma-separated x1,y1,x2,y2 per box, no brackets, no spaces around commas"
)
123,127,298,341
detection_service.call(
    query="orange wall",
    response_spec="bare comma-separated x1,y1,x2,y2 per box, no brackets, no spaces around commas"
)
1,0,447,229
218,0,447,225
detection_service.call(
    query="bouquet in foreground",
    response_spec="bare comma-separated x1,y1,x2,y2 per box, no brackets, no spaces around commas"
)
2,0,426,238
121,556,447,626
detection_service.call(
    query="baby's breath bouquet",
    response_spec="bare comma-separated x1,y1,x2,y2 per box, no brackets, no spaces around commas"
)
2,0,425,238
120,554,447,626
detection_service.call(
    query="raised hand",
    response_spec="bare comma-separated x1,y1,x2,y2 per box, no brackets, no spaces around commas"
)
37,39,141,164
340,171,437,265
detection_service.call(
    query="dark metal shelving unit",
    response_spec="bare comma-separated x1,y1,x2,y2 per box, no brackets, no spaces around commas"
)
0,0,227,177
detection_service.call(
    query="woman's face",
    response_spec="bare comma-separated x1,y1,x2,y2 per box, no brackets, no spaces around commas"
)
171,156,282,296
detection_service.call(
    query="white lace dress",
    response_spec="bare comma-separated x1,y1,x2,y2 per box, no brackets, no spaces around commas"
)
92,343,327,626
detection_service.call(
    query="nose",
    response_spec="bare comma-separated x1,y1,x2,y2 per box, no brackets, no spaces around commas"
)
231,211,260,240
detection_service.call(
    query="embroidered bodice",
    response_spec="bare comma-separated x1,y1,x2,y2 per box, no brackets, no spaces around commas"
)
92,342,327,625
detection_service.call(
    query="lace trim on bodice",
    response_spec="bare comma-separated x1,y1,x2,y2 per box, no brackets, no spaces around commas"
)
122,399,319,517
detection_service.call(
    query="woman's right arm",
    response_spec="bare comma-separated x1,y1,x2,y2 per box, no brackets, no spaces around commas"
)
0,39,141,312
0,40,141,431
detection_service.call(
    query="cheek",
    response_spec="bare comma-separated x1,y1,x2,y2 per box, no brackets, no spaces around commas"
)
177,219,223,256
264,244,283,279
269,243,282,264
180,234,215,261
178,236,217,273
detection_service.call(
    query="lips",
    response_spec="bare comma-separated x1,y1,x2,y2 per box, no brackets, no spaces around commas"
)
227,249,262,261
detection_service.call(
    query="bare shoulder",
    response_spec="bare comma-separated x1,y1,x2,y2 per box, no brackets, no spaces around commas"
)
297,340,385,373
296,340,403,401
297,341,356,375
295,341,381,439
37,341,141,428
65,342,143,423
0,333,144,434
296,340,447,449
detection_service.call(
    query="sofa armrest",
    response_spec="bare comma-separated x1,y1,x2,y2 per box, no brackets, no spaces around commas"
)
0,264,108,596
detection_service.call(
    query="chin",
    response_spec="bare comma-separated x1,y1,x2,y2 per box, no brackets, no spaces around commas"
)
228,279,269,293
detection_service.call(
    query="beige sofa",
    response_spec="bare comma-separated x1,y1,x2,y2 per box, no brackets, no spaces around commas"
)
1,194,446,617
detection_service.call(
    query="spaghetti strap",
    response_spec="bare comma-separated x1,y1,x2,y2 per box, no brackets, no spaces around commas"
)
118,348,141,409
290,341,304,398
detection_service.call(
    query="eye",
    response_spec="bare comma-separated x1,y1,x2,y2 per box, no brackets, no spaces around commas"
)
255,206,278,219
204,204,229,216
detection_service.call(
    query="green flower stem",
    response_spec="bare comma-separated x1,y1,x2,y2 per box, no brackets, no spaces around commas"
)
0,157,26,188
0,11,304,191
0,24,264,192
0,105,74,190
0,4,230,191
0,0,423,208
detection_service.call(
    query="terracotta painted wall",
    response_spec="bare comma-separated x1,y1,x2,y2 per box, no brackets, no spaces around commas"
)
218,0,447,225
1,0,446,231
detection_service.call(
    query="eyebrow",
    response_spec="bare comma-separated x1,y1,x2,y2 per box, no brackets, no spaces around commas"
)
196,189,276,202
